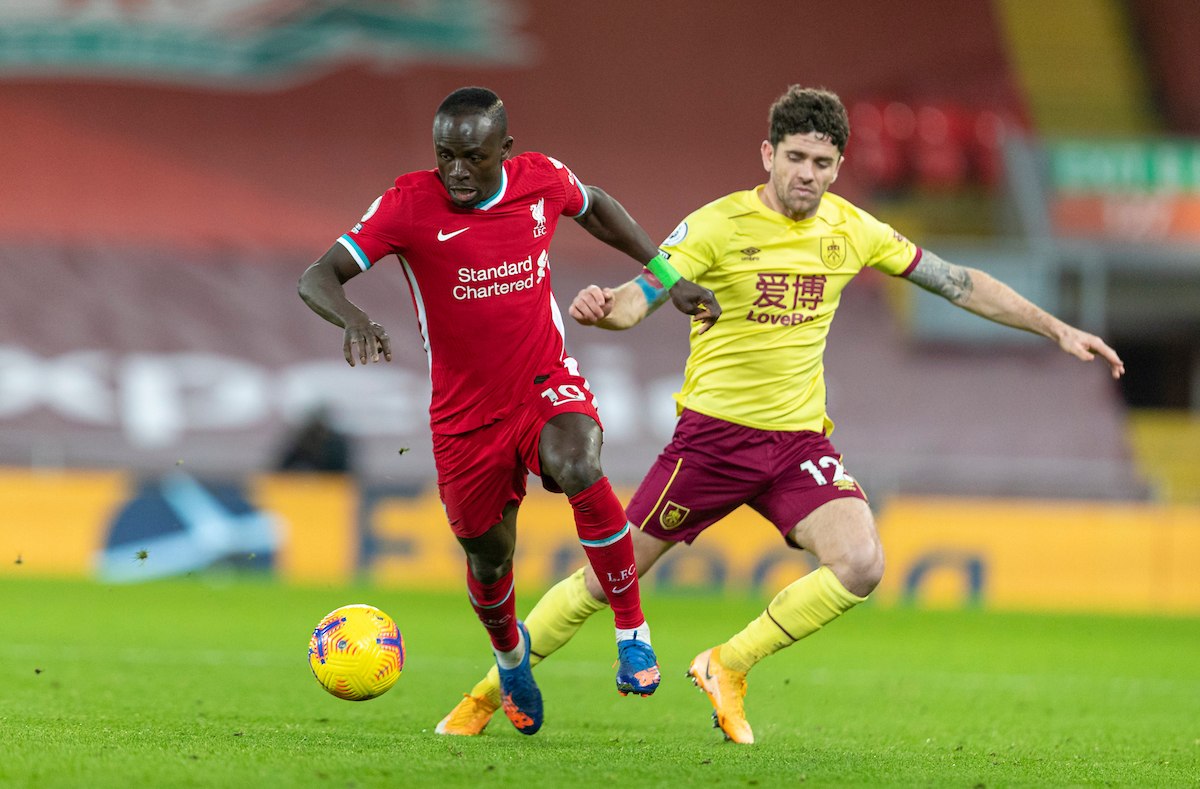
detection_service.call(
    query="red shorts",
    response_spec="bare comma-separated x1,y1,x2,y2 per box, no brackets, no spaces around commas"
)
433,368,602,539
627,409,867,545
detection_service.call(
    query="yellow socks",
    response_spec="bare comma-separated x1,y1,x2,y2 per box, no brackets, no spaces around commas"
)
472,567,610,706
721,566,866,674
525,567,611,660
471,671,504,708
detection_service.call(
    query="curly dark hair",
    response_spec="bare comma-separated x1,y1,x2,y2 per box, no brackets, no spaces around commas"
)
768,86,849,153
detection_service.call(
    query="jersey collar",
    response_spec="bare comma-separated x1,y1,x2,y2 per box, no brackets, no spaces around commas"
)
752,186,844,228
474,163,509,211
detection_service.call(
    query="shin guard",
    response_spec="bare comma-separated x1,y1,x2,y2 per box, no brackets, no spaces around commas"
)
568,477,645,629
465,565,520,653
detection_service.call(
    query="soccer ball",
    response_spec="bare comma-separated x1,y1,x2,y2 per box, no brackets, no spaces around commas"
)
308,604,405,701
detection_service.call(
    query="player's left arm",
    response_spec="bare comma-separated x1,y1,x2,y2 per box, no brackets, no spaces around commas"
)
572,185,721,333
906,250,1125,378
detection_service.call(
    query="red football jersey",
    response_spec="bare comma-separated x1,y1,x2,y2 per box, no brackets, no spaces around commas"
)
336,152,591,435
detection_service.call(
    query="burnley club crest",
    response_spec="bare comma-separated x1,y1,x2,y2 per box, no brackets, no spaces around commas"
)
820,236,847,269
659,501,690,530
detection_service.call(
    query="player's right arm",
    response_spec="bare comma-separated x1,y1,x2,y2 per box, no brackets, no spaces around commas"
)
569,271,672,331
298,243,392,367
540,154,719,331
572,185,720,332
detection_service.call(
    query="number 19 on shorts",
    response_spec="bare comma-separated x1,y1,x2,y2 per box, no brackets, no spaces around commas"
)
541,384,587,406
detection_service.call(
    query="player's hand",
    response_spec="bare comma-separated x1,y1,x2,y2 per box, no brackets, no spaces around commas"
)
1057,325,1124,378
669,278,721,335
569,285,614,325
343,317,392,367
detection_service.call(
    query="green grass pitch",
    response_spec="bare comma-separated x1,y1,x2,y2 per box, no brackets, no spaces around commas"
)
2,576,1197,788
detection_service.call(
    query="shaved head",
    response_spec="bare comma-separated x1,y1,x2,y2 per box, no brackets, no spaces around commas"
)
435,86,507,137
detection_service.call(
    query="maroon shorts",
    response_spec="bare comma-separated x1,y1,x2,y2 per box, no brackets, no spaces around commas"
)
627,409,867,545
434,367,601,539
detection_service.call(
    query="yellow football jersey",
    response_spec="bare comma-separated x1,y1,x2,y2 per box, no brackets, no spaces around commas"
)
660,187,920,433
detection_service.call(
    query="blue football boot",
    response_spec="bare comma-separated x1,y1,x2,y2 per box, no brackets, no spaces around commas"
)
497,621,543,734
616,635,661,696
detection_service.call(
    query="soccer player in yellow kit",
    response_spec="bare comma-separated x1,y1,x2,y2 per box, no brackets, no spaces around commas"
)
437,86,1125,742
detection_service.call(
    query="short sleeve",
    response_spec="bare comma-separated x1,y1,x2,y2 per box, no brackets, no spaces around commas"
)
859,210,922,277
657,208,726,281
544,155,590,217
336,188,407,271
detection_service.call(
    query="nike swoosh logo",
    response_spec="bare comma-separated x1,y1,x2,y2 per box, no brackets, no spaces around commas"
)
612,578,637,595
437,228,469,241
704,660,714,681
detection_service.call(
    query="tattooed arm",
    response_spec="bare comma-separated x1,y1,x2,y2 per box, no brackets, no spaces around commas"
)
907,251,1125,378
569,271,680,331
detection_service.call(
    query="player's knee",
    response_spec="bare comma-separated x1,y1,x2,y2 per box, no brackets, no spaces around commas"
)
465,553,513,585
858,542,886,595
831,538,884,597
549,453,603,498
540,413,604,496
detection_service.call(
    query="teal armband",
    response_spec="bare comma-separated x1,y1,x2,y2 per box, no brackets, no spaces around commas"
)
645,251,681,290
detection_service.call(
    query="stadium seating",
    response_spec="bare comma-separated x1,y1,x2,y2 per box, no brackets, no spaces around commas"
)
1126,411,1200,503
1129,0,1200,134
0,0,1022,254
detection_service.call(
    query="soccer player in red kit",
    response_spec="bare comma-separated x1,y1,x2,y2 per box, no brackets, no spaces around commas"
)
298,87,720,735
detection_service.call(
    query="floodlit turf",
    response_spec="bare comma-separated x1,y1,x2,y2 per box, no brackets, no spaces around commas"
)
2,576,1198,788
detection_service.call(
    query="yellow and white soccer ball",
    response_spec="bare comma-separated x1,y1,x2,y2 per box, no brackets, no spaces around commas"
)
308,604,405,701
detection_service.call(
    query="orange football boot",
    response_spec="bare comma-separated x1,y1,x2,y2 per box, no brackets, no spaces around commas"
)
687,645,754,744
435,693,498,736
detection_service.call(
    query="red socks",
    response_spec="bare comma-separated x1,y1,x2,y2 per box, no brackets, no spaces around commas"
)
568,476,645,629
465,566,520,652
466,477,644,644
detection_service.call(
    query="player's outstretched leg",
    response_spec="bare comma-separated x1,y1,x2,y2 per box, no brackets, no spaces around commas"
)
689,500,881,743
689,566,864,743
437,568,608,735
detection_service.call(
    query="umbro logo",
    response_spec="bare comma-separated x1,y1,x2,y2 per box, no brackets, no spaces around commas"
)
741,247,760,260
438,227,469,241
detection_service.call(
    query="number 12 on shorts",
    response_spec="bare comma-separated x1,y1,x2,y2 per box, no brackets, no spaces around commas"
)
800,456,848,486
541,384,587,406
